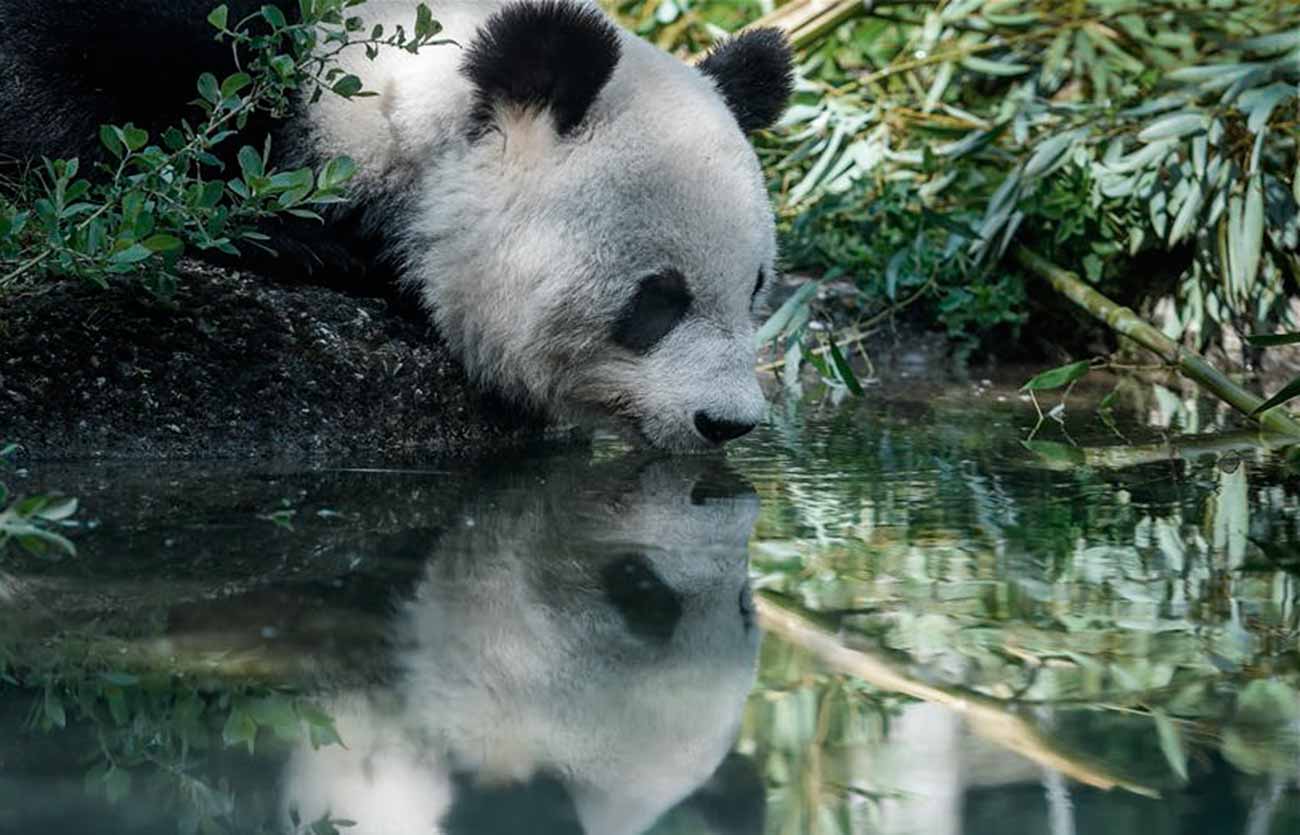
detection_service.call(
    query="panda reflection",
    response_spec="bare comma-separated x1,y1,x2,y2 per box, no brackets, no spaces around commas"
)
283,455,765,835
0,1,794,450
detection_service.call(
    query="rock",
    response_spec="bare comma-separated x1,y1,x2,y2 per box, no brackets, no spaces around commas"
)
0,263,544,459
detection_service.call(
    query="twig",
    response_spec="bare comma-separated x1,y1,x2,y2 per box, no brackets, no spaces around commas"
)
757,593,1161,797
1014,247,1300,437
758,275,936,372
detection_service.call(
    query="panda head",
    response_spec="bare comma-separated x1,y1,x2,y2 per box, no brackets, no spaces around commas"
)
412,1,793,452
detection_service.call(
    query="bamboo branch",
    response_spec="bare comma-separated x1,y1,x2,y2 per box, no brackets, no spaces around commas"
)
1014,247,1300,437
757,594,1160,797
1024,428,1299,471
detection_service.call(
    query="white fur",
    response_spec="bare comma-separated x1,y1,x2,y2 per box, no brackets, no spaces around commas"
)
281,456,762,834
305,1,775,450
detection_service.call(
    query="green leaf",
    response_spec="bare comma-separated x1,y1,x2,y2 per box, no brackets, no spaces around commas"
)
222,707,258,754
237,145,264,180
318,156,357,191
99,125,125,159
1021,440,1086,466
755,281,820,346
331,74,364,98
104,767,131,805
1021,360,1090,391
1251,376,1300,416
143,234,183,254
43,688,66,729
827,340,863,396
414,3,441,39
1246,333,1300,347
269,54,296,80
220,72,252,98
109,244,154,266
1024,130,1082,178
207,4,229,30
1153,709,1189,782
197,72,221,105
1137,112,1207,142
33,496,77,521
261,4,288,28
960,55,1030,76
105,686,129,726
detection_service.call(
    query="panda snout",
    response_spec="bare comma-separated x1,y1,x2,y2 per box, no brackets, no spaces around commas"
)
693,411,757,445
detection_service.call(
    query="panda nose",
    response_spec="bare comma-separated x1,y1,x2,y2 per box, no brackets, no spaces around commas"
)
693,411,756,445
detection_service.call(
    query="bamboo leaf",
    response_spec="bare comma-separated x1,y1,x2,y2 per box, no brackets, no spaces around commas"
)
1138,112,1207,142
1021,360,1091,391
1241,174,1264,289
1247,333,1300,347
1251,376,1300,416
828,340,863,396
1238,82,1295,133
960,55,1030,76
1153,709,1189,782
755,281,820,346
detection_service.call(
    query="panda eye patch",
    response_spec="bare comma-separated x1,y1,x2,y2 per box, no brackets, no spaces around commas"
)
612,269,692,353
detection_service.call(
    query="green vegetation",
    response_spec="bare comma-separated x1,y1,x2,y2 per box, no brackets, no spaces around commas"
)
0,444,78,561
0,0,443,297
609,0,1300,417
740,389,1300,831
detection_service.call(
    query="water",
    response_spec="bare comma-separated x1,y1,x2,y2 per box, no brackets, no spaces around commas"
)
2,373,1299,834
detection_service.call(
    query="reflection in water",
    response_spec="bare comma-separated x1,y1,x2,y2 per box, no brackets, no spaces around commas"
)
3,382,1300,834
283,456,764,835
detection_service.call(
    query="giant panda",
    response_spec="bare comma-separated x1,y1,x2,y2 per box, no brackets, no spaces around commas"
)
281,453,765,834
0,0,794,451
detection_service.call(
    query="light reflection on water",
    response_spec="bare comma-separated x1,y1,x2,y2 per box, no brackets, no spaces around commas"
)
1,377,1299,834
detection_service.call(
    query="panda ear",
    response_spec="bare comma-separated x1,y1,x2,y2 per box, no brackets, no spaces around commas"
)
697,28,795,133
461,1,622,138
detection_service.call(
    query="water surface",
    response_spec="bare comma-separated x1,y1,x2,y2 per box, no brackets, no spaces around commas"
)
3,374,1298,834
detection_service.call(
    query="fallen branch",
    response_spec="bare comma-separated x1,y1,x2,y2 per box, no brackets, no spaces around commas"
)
758,593,1160,797
1024,427,1298,471
1014,247,1300,437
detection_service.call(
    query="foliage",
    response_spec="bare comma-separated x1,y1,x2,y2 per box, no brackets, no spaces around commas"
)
0,443,78,560
8,654,346,834
1249,330,1300,414
0,0,444,298
610,1,1300,380
743,389,1300,829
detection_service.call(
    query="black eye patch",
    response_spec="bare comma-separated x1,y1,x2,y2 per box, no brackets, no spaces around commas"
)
600,553,683,643
612,269,692,353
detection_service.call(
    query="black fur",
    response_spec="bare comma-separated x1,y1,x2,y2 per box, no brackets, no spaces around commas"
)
697,28,794,133
0,1,289,162
611,269,692,354
442,771,584,835
600,554,684,643
461,0,621,138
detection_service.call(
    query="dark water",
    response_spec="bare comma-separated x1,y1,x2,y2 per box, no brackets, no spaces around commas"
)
2,374,1299,834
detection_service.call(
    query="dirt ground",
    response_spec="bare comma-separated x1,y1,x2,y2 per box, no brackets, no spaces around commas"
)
0,263,544,461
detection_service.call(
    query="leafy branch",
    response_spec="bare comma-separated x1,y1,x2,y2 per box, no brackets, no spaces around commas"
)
0,0,446,297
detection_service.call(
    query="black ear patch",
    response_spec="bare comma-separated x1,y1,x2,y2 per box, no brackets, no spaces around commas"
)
461,0,622,137
697,28,795,132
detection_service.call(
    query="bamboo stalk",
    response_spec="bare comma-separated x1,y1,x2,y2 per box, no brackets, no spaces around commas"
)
757,594,1160,797
1014,247,1300,437
1024,428,1298,471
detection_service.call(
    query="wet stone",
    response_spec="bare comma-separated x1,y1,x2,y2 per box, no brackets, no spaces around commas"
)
0,263,544,459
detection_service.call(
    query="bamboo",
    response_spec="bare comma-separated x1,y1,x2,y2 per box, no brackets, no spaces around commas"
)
1024,428,1299,471
688,0,873,62
757,594,1160,797
1014,247,1300,436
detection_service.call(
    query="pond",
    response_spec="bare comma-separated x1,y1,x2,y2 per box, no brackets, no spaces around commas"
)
2,371,1299,834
